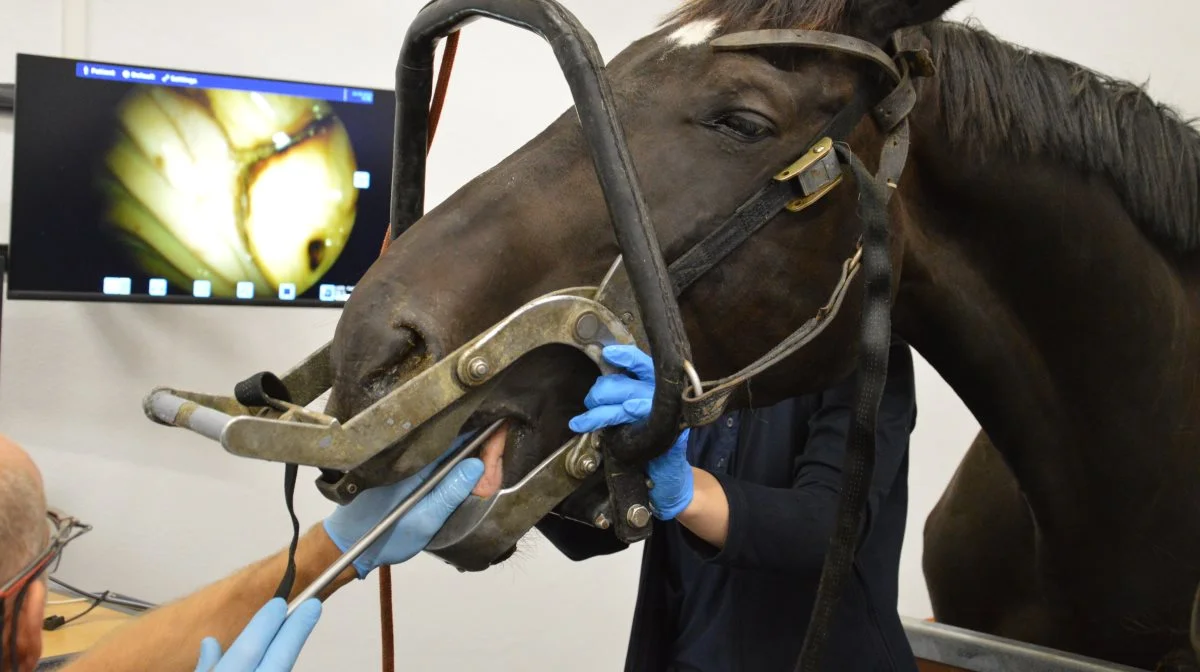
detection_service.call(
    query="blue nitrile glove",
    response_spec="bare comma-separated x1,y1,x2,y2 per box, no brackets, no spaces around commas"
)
194,597,321,672
323,437,484,578
568,344,694,520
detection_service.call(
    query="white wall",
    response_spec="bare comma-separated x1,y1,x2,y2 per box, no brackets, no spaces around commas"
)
0,1,1196,670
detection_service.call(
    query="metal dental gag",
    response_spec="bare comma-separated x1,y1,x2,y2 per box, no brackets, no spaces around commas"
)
143,0,692,583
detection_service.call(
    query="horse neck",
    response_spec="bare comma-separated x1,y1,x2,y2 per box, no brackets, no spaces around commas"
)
891,122,1200,535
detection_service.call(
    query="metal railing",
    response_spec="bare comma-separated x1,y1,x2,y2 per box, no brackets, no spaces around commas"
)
904,618,1149,672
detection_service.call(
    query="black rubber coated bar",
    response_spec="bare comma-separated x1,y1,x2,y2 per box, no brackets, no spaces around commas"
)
391,0,691,465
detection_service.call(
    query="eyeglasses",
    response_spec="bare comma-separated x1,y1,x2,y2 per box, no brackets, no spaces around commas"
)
0,510,92,601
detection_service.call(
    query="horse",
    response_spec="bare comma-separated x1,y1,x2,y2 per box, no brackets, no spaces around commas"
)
323,0,1200,668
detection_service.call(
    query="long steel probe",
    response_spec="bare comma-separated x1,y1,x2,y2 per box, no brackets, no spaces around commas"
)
287,418,505,615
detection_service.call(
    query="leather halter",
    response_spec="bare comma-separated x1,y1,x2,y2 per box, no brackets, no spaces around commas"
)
650,28,932,429
660,27,931,671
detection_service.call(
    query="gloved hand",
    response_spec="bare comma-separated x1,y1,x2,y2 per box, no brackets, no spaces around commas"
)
194,598,321,672
568,344,694,520
323,441,484,578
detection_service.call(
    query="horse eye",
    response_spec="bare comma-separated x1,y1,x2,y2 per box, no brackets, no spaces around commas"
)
709,111,774,142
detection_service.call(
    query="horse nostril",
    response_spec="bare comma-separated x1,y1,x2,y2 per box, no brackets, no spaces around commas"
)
361,326,429,402
391,326,424,362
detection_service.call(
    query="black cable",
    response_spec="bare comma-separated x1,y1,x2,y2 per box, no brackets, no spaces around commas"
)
43,591,108,632
273,463,301,601
48,576,154,611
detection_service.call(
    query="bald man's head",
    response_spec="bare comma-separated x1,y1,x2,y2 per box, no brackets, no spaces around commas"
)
0,434,51,672
0,435,47,581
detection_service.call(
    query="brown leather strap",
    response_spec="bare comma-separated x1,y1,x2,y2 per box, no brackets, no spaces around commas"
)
677,37,918,429
678,120,909,428
680,243,862,426
872,74,915,132
711,29,902,82
428,31,460,146
377,28,461,672
379,566,395,672
878,118,911,188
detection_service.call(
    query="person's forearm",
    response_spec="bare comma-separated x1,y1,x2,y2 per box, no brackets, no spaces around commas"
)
63,524,357,672
675,468,730,548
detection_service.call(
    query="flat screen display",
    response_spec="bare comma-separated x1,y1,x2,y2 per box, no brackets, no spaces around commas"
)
8,53,397,307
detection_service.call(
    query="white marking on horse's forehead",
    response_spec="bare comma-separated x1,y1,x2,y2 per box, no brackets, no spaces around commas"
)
667,18,722,47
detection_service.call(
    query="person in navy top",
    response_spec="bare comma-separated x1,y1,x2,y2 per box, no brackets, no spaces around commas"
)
538,336,918,671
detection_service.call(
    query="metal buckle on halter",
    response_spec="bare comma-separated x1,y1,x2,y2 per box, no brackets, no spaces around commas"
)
774,137,844,212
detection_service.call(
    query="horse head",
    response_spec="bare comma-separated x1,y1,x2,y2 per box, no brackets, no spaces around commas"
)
325,0,961,568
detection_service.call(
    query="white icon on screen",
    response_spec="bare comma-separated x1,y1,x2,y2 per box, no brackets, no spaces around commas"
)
192,280,212,298
278,283,297,301
318,284,336,302
148,278,168,296
102,277,131,296
122,70,130,79
236,282,255,300
353,171,371,189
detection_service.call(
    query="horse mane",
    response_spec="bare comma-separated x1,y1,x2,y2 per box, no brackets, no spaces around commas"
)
664,1,1200,253
665,0,849,32
921,20,1200,253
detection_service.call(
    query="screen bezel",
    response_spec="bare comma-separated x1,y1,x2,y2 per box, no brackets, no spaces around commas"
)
6,53,396,309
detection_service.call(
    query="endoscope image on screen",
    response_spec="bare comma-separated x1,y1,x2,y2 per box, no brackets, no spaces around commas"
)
8,54,397,306
101,87,359,299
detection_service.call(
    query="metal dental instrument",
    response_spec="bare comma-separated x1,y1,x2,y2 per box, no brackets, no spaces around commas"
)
286,417,506,615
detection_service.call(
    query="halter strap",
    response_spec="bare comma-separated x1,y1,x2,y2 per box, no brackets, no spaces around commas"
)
689,30,920,671
658,34,923,425
711,29,903,82
666,87,874,298
675,120,909,426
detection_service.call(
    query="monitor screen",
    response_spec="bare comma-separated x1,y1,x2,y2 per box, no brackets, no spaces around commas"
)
8,53,397,307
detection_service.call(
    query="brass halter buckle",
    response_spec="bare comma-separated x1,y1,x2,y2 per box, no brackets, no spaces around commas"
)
774,137,844,213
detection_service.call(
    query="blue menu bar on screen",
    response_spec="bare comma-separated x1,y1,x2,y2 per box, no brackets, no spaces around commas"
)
74,61,375,105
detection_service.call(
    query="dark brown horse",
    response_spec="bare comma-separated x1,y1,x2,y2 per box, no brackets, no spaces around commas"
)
325,0,1200,668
